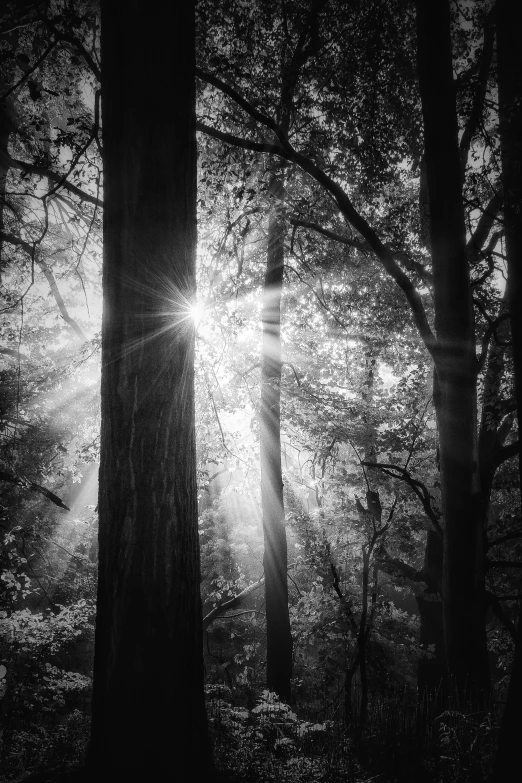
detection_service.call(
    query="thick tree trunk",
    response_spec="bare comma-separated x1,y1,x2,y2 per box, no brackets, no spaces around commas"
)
88,1,213,777
415,0,489,702
492,1,522,777
260,179,293,703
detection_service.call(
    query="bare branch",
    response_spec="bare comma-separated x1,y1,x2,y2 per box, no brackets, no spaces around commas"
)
487,529,522,550
362,461,442,537
196,83,438,359
459,9,495,170
0,231,88,341
39,16,101,82
289,218,368,251
203,577,264,630
8,155,103,207
486,560,522,570
0,470,70,510
0,40,59,102
38,261,88,342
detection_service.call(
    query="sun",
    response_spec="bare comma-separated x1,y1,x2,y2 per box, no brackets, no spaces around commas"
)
188,301,205,327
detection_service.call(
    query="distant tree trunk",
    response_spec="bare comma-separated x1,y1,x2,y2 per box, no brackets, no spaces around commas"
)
491,1,522,777
415,0,490,702
0,81,17,283
260,176,292,703
88,1,213,777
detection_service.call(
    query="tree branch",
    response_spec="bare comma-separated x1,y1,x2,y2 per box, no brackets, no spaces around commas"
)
486,560,522,570
196,105,438,359
466,193,503,263
7,156,102,207
459,9,495,170
289,218,368,251
0,231,88,341
0,40,59,102
362,461,442,536
203,577,264,631
487,529,522,550
39,15,101,82
0,470,70,510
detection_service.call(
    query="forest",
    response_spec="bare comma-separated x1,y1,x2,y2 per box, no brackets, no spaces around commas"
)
0,0,521,781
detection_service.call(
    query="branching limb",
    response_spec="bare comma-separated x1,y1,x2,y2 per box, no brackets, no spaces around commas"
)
476,312,511,373
289,217,367,251
467,193,503,262
487,529,522,550
362,461,442,537
0,470,70,510
0,40,59,102
196,79,437,359
459,9,495,171
39,15,102,82
203,577,264,630
7,156,102,207
0,231,88,341
37,260,88,342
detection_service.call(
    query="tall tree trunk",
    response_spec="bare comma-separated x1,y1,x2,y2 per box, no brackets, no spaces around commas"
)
260,176,293,703
0,81,17,283
416,530,446,697
88,1,213,777
492,0,522,777
415,0,489,702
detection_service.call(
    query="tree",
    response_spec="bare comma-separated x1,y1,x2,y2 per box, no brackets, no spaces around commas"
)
261,177,293,702
87,0,214,777
415,0,490,701
195,0,522,707
491,0,522,776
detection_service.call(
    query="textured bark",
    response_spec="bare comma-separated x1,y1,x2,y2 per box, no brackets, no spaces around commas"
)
260,182,293,703
88,1,213,777
492,0,522,777
415,0,489,701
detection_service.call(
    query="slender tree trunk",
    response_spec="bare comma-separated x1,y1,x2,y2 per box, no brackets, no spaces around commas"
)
416,530,446,698
415,0,490,703
88,1,213,777
491,1,522,777
260,176,292,703
0,81,17,283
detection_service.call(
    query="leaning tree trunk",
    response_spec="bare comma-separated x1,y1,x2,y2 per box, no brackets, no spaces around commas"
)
260,176,293,703
88,1,213,777
491,1,522,777
415,0,490,703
